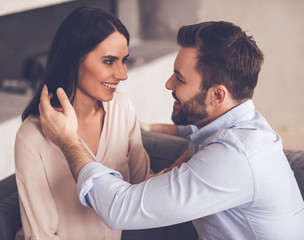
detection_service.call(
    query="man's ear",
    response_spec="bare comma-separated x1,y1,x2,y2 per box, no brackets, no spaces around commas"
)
210,85,227,105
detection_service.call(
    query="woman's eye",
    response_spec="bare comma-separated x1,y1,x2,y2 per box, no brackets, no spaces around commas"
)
104,59,114,65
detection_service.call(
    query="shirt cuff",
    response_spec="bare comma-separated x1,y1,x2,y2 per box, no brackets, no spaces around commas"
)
177,125,198,138
77,162,122,207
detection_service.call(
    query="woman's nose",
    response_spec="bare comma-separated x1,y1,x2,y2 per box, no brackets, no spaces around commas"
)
114,64,128,81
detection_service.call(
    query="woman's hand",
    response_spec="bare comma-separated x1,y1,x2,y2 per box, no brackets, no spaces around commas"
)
165,150,191,172
139,121,179,136
139,121,152,132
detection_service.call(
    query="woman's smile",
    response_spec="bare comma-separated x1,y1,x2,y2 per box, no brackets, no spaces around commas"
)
101,82,118,92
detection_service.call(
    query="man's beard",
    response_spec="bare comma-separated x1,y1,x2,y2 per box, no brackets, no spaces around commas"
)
171,91,209,127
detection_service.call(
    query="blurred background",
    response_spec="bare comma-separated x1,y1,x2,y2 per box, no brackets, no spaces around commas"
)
0,0,303,179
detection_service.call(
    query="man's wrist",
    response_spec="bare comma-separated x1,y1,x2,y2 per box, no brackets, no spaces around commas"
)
59,134,95,181
58,132,79,147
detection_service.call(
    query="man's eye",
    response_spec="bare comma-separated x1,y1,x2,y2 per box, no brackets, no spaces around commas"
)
176,76,184,83
122,57,128,64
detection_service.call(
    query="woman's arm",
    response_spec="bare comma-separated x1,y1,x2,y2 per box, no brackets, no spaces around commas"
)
15,131,60,239
164,150,191,173
127,101,151,183
140,122,179,136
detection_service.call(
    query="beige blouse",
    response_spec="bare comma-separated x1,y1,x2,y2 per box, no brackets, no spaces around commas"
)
14,92,150,240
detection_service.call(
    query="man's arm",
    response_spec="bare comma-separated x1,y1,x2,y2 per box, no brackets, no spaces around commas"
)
39,85,94,180
77,143,253,230
59,137,94,180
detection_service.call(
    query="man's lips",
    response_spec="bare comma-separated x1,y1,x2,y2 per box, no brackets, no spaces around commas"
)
172,92,181,108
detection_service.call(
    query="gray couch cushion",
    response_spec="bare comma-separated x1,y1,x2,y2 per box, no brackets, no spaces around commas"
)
0,191,21,240
0,174,21,240
284,150,304,199
0,174,18,200
141,131,189,173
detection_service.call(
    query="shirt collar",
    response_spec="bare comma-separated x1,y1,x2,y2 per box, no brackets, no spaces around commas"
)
188,100,255,155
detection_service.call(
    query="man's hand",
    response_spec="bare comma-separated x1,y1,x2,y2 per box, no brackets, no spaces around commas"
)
39,85,78,146
39,85,94,180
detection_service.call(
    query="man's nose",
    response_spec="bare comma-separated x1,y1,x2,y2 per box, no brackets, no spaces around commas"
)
165,74,175,90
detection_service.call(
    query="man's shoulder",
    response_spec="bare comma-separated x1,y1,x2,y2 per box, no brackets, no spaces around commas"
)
207,127,281,156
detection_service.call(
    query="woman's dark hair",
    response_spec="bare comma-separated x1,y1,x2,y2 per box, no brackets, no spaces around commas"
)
22,6,129,121
177,21,264,101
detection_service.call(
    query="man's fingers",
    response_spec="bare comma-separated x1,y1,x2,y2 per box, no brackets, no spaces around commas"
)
49,92,53,100
39,85,53,114
56,88,73,114
54,107,64,112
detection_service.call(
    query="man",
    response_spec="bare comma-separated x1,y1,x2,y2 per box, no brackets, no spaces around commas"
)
39,21,304,239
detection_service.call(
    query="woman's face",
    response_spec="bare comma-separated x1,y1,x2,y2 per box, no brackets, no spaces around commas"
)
77,31,129,103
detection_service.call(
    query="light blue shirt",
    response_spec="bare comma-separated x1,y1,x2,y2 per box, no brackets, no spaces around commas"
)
77,100,304,239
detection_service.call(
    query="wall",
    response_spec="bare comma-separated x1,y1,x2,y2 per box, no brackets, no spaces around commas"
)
138,0,200,40
0,0,74,16
0,0,115,81
119,0,304,150
195,0,304,149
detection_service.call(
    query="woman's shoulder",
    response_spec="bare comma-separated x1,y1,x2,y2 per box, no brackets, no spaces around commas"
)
112,91,130,103
110,91,135,112
17,115,46,142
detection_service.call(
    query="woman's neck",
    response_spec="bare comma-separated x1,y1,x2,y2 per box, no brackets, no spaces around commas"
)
73,89,105,155
73,90,104,125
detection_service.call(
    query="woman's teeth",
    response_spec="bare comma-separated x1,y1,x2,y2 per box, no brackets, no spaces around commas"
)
101,82,117,89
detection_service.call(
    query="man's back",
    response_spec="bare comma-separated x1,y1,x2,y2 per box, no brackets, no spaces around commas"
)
188,101,304,239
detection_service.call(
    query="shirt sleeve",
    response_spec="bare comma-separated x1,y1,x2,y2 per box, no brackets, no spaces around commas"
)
14,131,60,239
77,162,122,207
126,99,150,183
77,141,254,230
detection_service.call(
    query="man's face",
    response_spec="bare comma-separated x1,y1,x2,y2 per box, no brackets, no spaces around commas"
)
166,47,211,128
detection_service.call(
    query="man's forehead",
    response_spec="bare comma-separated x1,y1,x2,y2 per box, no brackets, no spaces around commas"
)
174,47,199,70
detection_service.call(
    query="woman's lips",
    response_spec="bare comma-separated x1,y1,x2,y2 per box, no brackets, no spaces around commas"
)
101,82,118,92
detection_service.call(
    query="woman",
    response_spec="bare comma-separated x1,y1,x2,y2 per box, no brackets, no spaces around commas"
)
14,6,150,239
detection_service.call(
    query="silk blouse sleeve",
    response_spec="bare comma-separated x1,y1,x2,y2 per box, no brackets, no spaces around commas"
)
14,128,60,239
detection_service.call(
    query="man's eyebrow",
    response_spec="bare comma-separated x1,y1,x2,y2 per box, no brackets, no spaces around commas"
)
174,69,185,79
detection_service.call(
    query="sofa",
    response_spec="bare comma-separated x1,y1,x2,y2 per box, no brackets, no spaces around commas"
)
1,131,303,240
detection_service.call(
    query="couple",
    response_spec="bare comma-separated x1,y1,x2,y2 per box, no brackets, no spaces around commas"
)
15,6,304,240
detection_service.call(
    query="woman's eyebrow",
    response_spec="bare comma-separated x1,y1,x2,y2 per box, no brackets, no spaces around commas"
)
103,55,118,60
102,53,129,59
